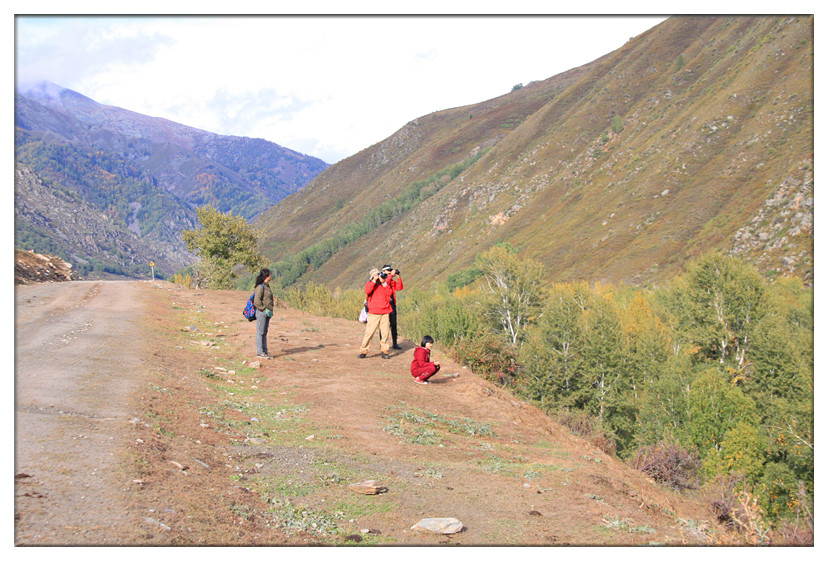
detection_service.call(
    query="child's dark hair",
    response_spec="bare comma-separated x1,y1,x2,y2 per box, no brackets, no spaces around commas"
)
255,268,271,286
420,335,434,347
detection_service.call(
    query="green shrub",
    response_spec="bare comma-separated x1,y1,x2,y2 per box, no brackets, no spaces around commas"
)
451,331,519,386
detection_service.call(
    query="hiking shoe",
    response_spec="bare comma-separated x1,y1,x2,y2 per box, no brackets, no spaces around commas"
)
393,344,403,350
414,379,429,385
357,353,367,359
258,353,273,359
381,354,391,360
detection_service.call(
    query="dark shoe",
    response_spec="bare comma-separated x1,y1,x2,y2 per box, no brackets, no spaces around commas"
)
258,353,273,359
393,344,403,350
357,353,367,359
414,378,429,385
381,354,391,360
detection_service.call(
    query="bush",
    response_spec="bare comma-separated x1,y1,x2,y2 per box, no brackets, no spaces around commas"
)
398,287,480,347
630,439,701,490
451,331,519,386
553,409,616,456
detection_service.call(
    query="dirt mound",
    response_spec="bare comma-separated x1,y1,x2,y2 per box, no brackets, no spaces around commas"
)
15,249,79,284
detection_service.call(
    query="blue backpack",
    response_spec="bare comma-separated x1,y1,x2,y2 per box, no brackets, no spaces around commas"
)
243,289,257,322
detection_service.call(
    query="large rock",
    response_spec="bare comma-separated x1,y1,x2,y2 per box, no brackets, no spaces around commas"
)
411,518,464,534
348,480,388,495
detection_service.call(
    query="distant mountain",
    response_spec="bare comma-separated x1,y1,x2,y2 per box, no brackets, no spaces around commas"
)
14,82,329,278
255,15,813,290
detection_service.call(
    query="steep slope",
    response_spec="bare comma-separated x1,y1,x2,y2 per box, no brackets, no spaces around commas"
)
256,16,813,290
14,82,329,277
14,163,190,277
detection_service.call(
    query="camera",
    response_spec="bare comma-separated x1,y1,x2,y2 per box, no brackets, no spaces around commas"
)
379,272,388,280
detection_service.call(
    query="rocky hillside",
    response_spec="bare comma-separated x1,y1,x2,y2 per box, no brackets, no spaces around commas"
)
15,163,190,278
256,16,813,290
15,249,80,284
14,82,329,278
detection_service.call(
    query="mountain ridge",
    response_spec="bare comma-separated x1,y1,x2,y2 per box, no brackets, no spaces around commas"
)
14,81,330,277
256,15,813,290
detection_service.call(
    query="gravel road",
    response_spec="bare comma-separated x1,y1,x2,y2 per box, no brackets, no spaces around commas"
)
15,281,151,545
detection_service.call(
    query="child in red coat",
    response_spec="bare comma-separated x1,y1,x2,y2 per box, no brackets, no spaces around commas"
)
411,335,440,384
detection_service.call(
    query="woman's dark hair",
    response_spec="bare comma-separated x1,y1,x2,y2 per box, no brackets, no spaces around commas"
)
255,268,271,286
420,335,434,347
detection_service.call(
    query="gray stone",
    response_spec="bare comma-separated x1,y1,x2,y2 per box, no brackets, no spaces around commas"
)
411,518,464,534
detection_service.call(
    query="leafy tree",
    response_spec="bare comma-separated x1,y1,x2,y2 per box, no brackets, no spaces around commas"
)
634,354,695,448
669,252,769,379
181,205,265,289
520,282,590,409
474,244,546,346
621,292,671,402
686,368,758,457
703,421,765,483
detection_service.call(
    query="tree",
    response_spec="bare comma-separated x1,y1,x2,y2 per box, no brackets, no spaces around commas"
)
474,244,546,346
669,252,769,379
686,368,758,458
181,205,265,289
520,282,590,409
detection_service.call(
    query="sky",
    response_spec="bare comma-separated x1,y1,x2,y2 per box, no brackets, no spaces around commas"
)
14,12,670,164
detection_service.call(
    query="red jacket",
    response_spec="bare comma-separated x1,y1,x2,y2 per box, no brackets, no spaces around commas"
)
410,346,434,375
364,277,402,314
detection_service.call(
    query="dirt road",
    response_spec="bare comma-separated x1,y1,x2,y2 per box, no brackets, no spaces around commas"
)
14,281,150,544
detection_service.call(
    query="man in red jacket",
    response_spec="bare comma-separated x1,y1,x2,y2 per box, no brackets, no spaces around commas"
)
358,267,403,359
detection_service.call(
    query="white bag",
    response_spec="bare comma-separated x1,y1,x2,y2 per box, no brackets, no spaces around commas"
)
358,302,369,323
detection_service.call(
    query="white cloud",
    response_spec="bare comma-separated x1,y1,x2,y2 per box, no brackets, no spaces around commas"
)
16,15,668,163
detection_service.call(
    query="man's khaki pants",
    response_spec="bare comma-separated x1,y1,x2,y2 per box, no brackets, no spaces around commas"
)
359,313,391,354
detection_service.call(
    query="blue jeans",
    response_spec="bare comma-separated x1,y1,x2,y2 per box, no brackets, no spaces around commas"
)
256,309,270,355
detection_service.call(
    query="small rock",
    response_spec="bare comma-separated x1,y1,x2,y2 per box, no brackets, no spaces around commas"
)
529,510,542,516
411,518,464,534
305,435,315,441
348,480,388,495
249,361,261,369
345,534,362,542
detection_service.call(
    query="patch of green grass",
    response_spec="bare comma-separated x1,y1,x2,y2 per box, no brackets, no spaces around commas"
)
198,398,312,443
418,465,445,479
331,497,394,521
267,498,341,538
257,478,313,501
477,456,519,476
602,515,657,534
311,458,361,487
382,403,496,446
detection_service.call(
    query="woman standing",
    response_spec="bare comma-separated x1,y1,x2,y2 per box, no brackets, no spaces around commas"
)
253,268,274,359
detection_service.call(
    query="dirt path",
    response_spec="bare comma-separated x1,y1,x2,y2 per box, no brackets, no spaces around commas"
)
15,281,152,544
14,280,720,546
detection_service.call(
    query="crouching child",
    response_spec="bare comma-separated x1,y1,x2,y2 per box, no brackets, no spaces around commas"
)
411,335,440,384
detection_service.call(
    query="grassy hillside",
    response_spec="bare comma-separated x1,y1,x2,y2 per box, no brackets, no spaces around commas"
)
255,16,813,290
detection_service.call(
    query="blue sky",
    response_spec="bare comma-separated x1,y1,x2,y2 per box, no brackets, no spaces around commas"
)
15,13,669,164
